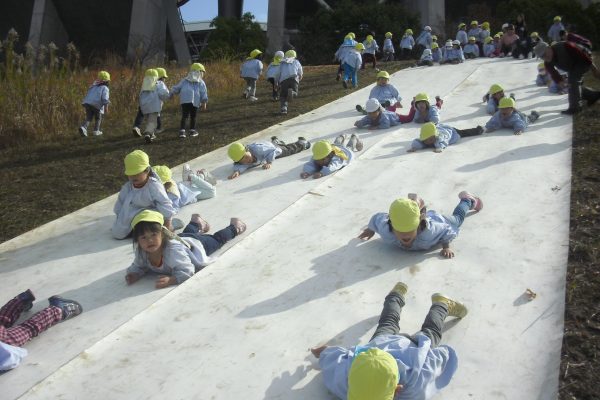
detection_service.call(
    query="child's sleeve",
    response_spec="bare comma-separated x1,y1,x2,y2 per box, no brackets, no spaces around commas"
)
297,62,303,80
435,136,448,150
485,113,501,130
355,115,371,128
377,115,391,129
170,80,183,96
367,212,390,235
512,114,527,133
428,107,440,124
126,252,149,278
101,86,110,106
319,346,352,400
302,160,320,175
200,81,208,103
157,82,170,101
164,244,196,284
113,183,129,215
150,181,176,219
485,98,496,115
410,138,426,150
233,162,252,174
320,156,346,175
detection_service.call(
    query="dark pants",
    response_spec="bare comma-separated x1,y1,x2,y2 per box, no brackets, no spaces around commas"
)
179,222,237,256
81,104,102,131
134,107,161,130
455,127,483,138
180,103,198,130
279,78,299,109
267,77,278,99
567,64,592,110
275,141,305,158
417,60,433,66
361,53,376,69
370,291,448,348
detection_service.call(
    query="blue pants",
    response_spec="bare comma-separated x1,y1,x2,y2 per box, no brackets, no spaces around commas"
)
342,63,358,87
179,222,236,255
445,199,473,228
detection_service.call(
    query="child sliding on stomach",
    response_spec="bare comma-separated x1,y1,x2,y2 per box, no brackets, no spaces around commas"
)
407,122,483,153
485,97,539,135
354,99,401,130
125,210,246,289
153,165,216,213
300,139,358,179
359,192,483,258
228,137,311,179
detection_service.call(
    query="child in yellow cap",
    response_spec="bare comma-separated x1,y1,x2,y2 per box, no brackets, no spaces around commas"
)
361,34,379,69
300,139,355,179
125,210,246,289
397,92,443,124
170,63,208,138
112,150,176,239
485,97,539,135
341,43,364,89
547,16,564,43
482,83,515,114
463,36,480,59
228,137,310,179
240,49,264,101
311,281,467,399
133,67,168,139
359,192,482,258
399,29,415,60
79,70,110,137
138,68,170,143
355,71,402,114
265,51,284,101
153,165,216,213
407,122,483,153
535,62,566,94
382,32,395,61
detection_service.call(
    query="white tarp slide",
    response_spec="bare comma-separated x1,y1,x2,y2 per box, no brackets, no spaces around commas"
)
0,57,571,399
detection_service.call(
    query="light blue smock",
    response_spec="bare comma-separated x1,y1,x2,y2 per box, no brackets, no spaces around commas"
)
363,39,379,54
342,50,362,70
383,38,395,52
411,123,459,150
369,84,401,106
483,43,496,57
355,110,401,129
277,58,303,83
240,58,263,79
0,341,28,371
463,43,480,57
139,80,170,114
415,31,432,48
171,77,208,107
456,30,468,45
485,110,528,134
413,106,440,124
302,145,353,176
82,83,110,113
233,142,282,174
400,35,415,49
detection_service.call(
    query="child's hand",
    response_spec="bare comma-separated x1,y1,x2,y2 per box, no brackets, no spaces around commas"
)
125,273,141,285
514,130,523,135
262,162,272,170
406,147,416,153
440,248,455,258
358,228,375,241
313,172,323,179
310,345,328,358
229,171,241,180
434,148,443,153
155,275,176,289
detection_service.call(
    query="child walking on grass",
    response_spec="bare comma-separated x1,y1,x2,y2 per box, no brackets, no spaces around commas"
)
79,70,110,137
153,165,216,213
112,150,175,239
0,290,82,371
265,51,284,101
138,68,170,143
125,210,246,289
170,63,208,139
228,137,311,179
300,138,359,179
311,281,466,400
240,49,264,102
485,97,540,135
359,192,483,258
133,67,168,138
276,50,303,115
407,122,483,153
342,43,364,89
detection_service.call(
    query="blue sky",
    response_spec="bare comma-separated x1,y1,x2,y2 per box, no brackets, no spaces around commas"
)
180,0,268,22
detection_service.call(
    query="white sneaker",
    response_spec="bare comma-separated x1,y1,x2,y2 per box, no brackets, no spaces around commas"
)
347,134,363,151
248,96,258,102
199,169,217,185
132,127,142,137
182,164,193,182
280,107,288,115
179,130,186,138
93,130,103,136
334,134,346,146
189,130,199,137
78,127,87,137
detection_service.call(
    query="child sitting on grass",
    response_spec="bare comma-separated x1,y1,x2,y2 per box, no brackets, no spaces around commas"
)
228,137,310,179
355,71,402,114
240,49,264,102
153,165,216,213
138,68,170,143
170,63,208,139
112,150,175,239
407,122,483,153
358,192,482,258
79,70,110,137
300,139,356,179
125,210,246,289
354,99,401,129
485,97,540,135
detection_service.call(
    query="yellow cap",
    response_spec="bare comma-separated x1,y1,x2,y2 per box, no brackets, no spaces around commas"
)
348,32,356,39
190,63,205,72
385,32,392,38
530,31,539,38
493,33,501,38
153,165,173,184
554,16,561,22
285,49,297,58
97,70,110,81
468,36,476,42
355,43,365,50
471,20,478,25
484,36,493,44
498,31,504,36
347,348,399,400
499,97,516,109
419,122,437,141
538,62,545,69
366,34,374,41
431,35,437,40
345,34,352,40
458,22,466,28
312,140,333,160
488,83,504,95
131,210,164,230
124,150,150,176
228,142,246,162
432,42,439,49
389,198,421,233
482,22,490,29
405,29,413,35
249,49,262,58
414,92,429,104
156,67,168,78
145,68,158,78
377,70,390,79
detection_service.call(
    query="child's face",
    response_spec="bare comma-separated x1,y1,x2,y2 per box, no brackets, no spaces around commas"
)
128,170,150,187
393,229,418,247
423,136,436,145
500,107,514,118
238,152,254,164
492,91,504,101
315,154,333,167
377,78,389,86
137,230,163,254
368,110,381,120
416,101,428,113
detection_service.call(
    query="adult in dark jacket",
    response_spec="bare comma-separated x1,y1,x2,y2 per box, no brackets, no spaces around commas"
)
534,41,600,114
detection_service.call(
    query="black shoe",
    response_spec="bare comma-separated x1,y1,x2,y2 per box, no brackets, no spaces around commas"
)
342,79,348,89
297,136,310,150
528,111,540,123
477,125,484,135
49,296,83,321
144,133,156,143
356,104,364,113
271,136,286,147
18,289,35,312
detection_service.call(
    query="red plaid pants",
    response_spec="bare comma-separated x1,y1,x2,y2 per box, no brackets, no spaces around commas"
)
0,296,61,347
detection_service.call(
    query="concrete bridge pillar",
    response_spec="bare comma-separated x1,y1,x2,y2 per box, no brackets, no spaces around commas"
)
28,0,69,49
266,0,285,54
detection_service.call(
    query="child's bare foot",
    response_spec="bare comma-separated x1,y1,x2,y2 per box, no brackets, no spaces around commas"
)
190,214,210,232
230,218,247,235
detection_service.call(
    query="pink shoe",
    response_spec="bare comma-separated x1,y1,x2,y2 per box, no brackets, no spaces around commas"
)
458,191,483,211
